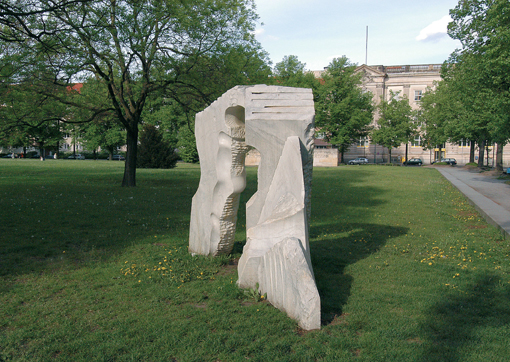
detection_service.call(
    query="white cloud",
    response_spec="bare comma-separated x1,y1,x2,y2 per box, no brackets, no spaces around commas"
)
416,15,452,42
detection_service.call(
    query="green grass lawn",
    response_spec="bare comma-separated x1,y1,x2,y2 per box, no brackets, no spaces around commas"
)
1,159,509,362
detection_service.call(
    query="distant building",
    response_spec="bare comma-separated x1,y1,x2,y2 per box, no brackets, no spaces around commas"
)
314,64,510,166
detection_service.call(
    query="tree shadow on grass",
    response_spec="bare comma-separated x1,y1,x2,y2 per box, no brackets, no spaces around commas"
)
310,222,408,325
420,273,510,362
0,177,197,279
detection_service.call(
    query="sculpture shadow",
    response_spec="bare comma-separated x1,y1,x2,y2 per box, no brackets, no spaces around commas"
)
420,273,510,362
310,222,408,325
231,167,405,324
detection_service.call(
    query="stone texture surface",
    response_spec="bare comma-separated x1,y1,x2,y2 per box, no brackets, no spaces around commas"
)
258,237,321,331
189,87,250,256
243,85,315,228
237,136,320,329
237,136,311,288
189,85,320,329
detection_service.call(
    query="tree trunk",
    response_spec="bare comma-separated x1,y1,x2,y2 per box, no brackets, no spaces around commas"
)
388,148,392,163
496,143,503,171
122,126,138,187
405,143,408,166
478,139,485,167
469,141,475,163
340,149,345,164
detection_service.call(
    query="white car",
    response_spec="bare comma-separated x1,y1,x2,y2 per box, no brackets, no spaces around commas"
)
348,157,369,165
68,154,85,159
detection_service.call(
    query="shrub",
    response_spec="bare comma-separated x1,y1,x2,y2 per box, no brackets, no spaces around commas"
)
137,124,179,169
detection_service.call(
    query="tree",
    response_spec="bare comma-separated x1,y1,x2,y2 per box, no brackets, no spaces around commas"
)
80,117,125,159
447,0,510,169
418,77,480,163
1,0,267,186
0,0,92,44
137,124,178,169
315,56,374,163
272,55,321,103
370,91,416,163
0,81,67,156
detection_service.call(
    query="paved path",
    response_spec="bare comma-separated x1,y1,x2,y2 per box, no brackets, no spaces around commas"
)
436,167,510,239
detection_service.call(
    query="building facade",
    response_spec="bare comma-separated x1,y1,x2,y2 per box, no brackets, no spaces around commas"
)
319,64,510,166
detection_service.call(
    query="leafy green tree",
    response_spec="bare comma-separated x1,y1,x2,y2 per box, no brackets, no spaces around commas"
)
443,60,498,166
137,124,179,169
315,56,374,163
420,57,502,166
0,0,91,43
273,55,317,88
1,0,268,186
371,91,417,163
80,118,125,159
447,0,510,168
0,81,67,156
418,79,478,162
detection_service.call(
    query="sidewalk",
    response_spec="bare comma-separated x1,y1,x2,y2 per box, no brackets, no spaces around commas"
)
436,166,510,239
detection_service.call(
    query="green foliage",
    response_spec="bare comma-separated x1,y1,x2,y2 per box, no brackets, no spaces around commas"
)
274,55,305,78
0,82,67,152
239,283,267,302
273,55,319,90
370,91,416,160
137,124,179,169
0,0,271,186
315,56,374,163
177,124,199,163
441,0,510,162
141,96,199,163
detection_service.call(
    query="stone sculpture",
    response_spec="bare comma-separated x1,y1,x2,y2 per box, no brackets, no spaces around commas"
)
189,85,320,330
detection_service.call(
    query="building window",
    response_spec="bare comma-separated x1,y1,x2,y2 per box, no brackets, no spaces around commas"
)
357,137,369,148
414,90,423,101
459,139,470,147
411,136,422,147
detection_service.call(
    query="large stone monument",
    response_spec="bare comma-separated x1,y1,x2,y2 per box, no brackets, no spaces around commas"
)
189,85,320,330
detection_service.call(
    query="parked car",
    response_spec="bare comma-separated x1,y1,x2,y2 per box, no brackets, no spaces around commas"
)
2,153,18,158
404,158,423,166
68,154,85,159
110,155,125,161
432,158,457,165
348,157,369,165
442,158,457,165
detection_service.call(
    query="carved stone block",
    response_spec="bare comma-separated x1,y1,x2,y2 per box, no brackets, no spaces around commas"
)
189,85,320,329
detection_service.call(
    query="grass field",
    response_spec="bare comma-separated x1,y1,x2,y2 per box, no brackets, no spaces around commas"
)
1,159,509,362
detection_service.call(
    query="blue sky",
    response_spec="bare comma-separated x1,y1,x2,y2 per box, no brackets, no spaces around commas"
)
253,0,462,71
